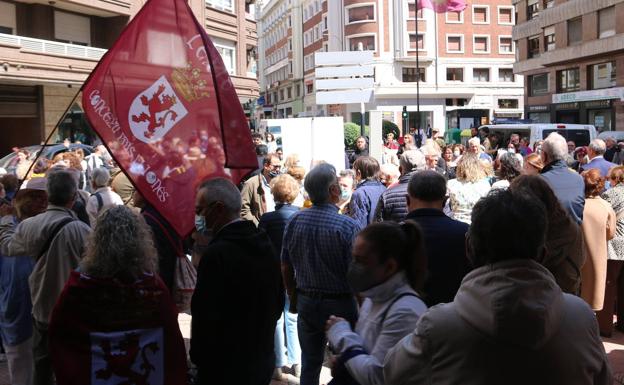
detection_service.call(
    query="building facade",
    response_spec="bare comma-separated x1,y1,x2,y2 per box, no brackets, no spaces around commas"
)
258,0,523,132
513,0,624,132
0,0,258,155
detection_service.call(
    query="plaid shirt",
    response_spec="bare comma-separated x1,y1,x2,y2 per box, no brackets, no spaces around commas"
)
282,203,361,293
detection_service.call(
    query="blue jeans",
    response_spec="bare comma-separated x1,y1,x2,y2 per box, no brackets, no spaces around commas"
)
274,294,301,367
297,294,358,385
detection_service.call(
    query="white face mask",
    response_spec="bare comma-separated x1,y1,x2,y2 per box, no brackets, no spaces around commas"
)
453,150,460,157
508,148,516,154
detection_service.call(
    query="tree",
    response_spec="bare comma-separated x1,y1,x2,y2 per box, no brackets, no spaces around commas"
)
344,122,369,149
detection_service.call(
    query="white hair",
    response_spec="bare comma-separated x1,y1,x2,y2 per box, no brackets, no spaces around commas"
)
468,137,481,147
589,139,606,155
542,132,568,162
91,167,111,188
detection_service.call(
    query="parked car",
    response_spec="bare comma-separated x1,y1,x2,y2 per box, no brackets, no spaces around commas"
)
477,123,597,148
0,143,94,173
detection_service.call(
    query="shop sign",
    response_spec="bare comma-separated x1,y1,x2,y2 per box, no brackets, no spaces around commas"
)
552,87,624,104
528,105,549,112
555,102,579,111
584,100,611,109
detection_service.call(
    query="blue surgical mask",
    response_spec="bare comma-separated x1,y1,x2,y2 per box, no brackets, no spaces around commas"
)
605,181,612,190
340,188,352,201
195,214,206,233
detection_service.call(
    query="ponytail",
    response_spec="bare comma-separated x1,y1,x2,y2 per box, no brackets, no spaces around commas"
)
357,221,427,294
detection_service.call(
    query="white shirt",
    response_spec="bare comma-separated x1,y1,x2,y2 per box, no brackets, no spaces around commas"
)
86,186,124,228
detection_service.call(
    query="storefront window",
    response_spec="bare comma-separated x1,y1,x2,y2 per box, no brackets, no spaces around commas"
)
529,73,548,96
589,109,612,132
529,112,550,123
589,62,616,90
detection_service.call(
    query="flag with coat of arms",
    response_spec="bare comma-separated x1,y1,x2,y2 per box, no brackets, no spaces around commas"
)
81,0,258,237
418,0,467,12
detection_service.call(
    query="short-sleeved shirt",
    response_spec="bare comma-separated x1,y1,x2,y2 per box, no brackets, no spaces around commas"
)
282,203,361,293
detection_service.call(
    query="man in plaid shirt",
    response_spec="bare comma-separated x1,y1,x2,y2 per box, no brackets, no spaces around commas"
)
282,163,361,385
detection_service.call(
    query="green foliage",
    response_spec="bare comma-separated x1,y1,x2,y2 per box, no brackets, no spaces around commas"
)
344,122,369,149
382,120,400,139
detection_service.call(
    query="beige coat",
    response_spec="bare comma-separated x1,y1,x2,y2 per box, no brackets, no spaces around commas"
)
581,197,616,311
240,174,267,226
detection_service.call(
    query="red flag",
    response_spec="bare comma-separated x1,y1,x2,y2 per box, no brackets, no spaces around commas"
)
418,0,466,12
82,0,257,237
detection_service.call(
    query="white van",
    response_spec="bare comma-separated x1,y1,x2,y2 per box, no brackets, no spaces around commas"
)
477,123,597,147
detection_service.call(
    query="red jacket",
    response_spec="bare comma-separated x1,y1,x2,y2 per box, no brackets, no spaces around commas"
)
49,271,187,385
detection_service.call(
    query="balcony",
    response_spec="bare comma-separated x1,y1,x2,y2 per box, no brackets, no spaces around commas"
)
0,33,106,61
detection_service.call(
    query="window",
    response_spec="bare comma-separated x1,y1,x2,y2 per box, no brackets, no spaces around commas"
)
287,87,292,99
472,6,489,24
498,7,513,24
527,0,539,20
347,5,375,23
529,73,549,96
498,99,519,109
54,11,91,45
280,89,285,101
528,36,540,58
0,1,16,34
446,68,464,81
446,35,463,53
598,7,615,39
214,41,236,75
589,62,617,90
543,0,554,9
206,0,234,12
557,68,580,93
296,84,301,97
446,11,463,23
473,68,490,82
499,68,515,82
568,17,582,46
499,37,513,54
348,35,375,51
306,83,313,94
409,34,424,50
323,16,327,30
288,39,292,51
473,36,489,53
544,26,555,51
408,3,424,19
402,68,425,82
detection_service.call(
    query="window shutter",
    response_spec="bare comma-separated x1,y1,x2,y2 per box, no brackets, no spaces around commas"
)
54,11,91,45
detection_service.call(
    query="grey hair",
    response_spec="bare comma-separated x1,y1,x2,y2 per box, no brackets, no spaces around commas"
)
589,139,607,155
400,150,426,172
46,168,77,206
92,167,110,188
468,137,480,147
81,206,158,280
542,132,568,161
304,163,337,204
339,169,356,180
198,177,242,216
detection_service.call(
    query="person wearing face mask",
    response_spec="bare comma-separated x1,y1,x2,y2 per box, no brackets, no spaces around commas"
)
325,221,427,385
338,170,356,215
384,189,611,385
241,154,282,226
191,178,283,385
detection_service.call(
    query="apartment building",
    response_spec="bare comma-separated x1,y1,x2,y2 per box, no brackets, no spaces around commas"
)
0,0,258,155
513,0,624,131
257,0,523,131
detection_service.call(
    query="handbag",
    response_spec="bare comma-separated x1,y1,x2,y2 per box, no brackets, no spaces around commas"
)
143,211,197,313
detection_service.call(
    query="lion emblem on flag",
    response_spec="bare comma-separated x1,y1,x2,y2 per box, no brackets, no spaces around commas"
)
129,76,188,144
91,328,164,385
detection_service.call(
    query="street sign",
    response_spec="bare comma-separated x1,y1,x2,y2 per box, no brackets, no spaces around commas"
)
314,51,375,105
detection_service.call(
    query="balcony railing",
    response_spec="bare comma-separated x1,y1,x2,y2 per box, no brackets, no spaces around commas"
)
0,33,107,61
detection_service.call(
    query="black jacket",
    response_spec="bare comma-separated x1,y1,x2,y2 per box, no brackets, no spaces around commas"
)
405,208,471,307
190,220,283,384
374,172,415,223
142,205,180,292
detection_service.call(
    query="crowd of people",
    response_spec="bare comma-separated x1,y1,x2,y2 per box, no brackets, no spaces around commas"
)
0,127,620,385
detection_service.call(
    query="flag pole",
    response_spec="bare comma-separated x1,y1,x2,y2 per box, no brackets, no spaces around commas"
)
17,88,82,189
415,0,421,138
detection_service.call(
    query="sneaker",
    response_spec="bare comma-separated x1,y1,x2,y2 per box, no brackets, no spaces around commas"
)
273,367,284,380
292,364,301,378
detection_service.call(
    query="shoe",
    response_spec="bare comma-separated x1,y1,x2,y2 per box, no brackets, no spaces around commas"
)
273,367,284,380
292,364,301,378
